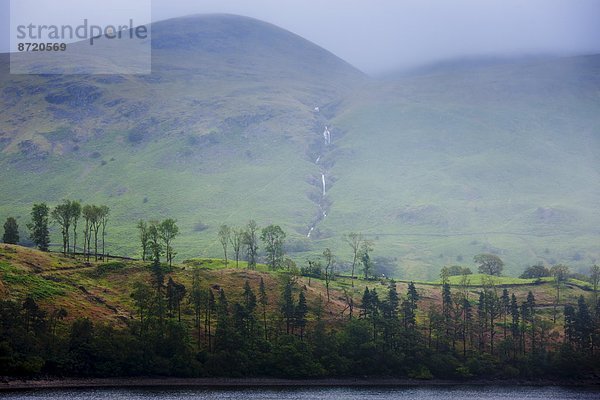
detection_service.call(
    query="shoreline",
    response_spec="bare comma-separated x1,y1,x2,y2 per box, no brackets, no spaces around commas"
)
1,377,599,391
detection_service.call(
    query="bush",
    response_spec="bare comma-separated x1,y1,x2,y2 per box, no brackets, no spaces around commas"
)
520,264,550,279
447,265,472,276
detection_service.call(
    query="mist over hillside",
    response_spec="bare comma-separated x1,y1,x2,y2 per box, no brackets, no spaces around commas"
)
0,14,598,279
325,55,600,278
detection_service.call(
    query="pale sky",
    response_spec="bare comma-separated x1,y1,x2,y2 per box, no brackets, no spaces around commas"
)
1,0,599,74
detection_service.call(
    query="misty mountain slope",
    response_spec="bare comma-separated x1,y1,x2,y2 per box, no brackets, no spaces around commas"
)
0,14,598,279
0,14,365,257
321,55,600,278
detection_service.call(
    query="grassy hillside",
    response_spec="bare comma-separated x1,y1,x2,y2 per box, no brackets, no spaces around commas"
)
320,56,600,279
0,14,598,280
0,244,592,328
0,14,365,261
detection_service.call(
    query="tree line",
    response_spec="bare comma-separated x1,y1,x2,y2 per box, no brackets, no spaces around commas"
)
1,261,598,379
137,219,179,267
3,201,110,261
2,213,599,379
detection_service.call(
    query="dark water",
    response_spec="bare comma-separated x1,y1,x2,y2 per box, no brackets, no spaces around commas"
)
1,386,599,400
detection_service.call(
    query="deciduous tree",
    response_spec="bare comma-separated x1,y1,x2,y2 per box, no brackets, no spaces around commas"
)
148,220,162,264
137,220,149,261
229,227,243,268
218,224,231,266
243,220,259,269
99,205,110,260
70,201,81,254
159,218,179,267
520,264,550,279
51,201,73,255
360,241,374,280
81,205,93,260
322,248,335,302
344,232,363,287
261,224,286,270
27,203,50,251
474,254,504,276
550,264,569,323
81,204,103,261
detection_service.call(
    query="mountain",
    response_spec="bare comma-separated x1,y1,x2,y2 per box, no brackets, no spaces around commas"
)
0,15,598,279
0,14,365,260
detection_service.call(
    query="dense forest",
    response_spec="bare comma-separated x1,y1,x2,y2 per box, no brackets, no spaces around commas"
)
0,202,599,380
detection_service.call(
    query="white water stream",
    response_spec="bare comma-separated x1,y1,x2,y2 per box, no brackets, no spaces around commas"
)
323,126,331,145
307,118,334,237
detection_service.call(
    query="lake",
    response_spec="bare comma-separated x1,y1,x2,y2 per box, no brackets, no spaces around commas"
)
2,386,599,400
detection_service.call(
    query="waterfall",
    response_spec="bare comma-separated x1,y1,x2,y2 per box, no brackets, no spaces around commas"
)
307,113,334,238
323,126,331,145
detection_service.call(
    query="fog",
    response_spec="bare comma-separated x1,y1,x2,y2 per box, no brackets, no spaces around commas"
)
1,0,600,74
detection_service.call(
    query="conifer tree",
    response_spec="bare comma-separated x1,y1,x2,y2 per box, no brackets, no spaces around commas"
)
190,270,204,347
525,291,537,353
281,279,295,334
243,280,257,337
2,217,19,245
206,290,215,351
259,277,268,341
500,288,510,338
360,287,372,319
564,304,575,345
575,295,593,351
510,293,520,356
403,282,419,331
296,290,308,340
461,297,472,357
